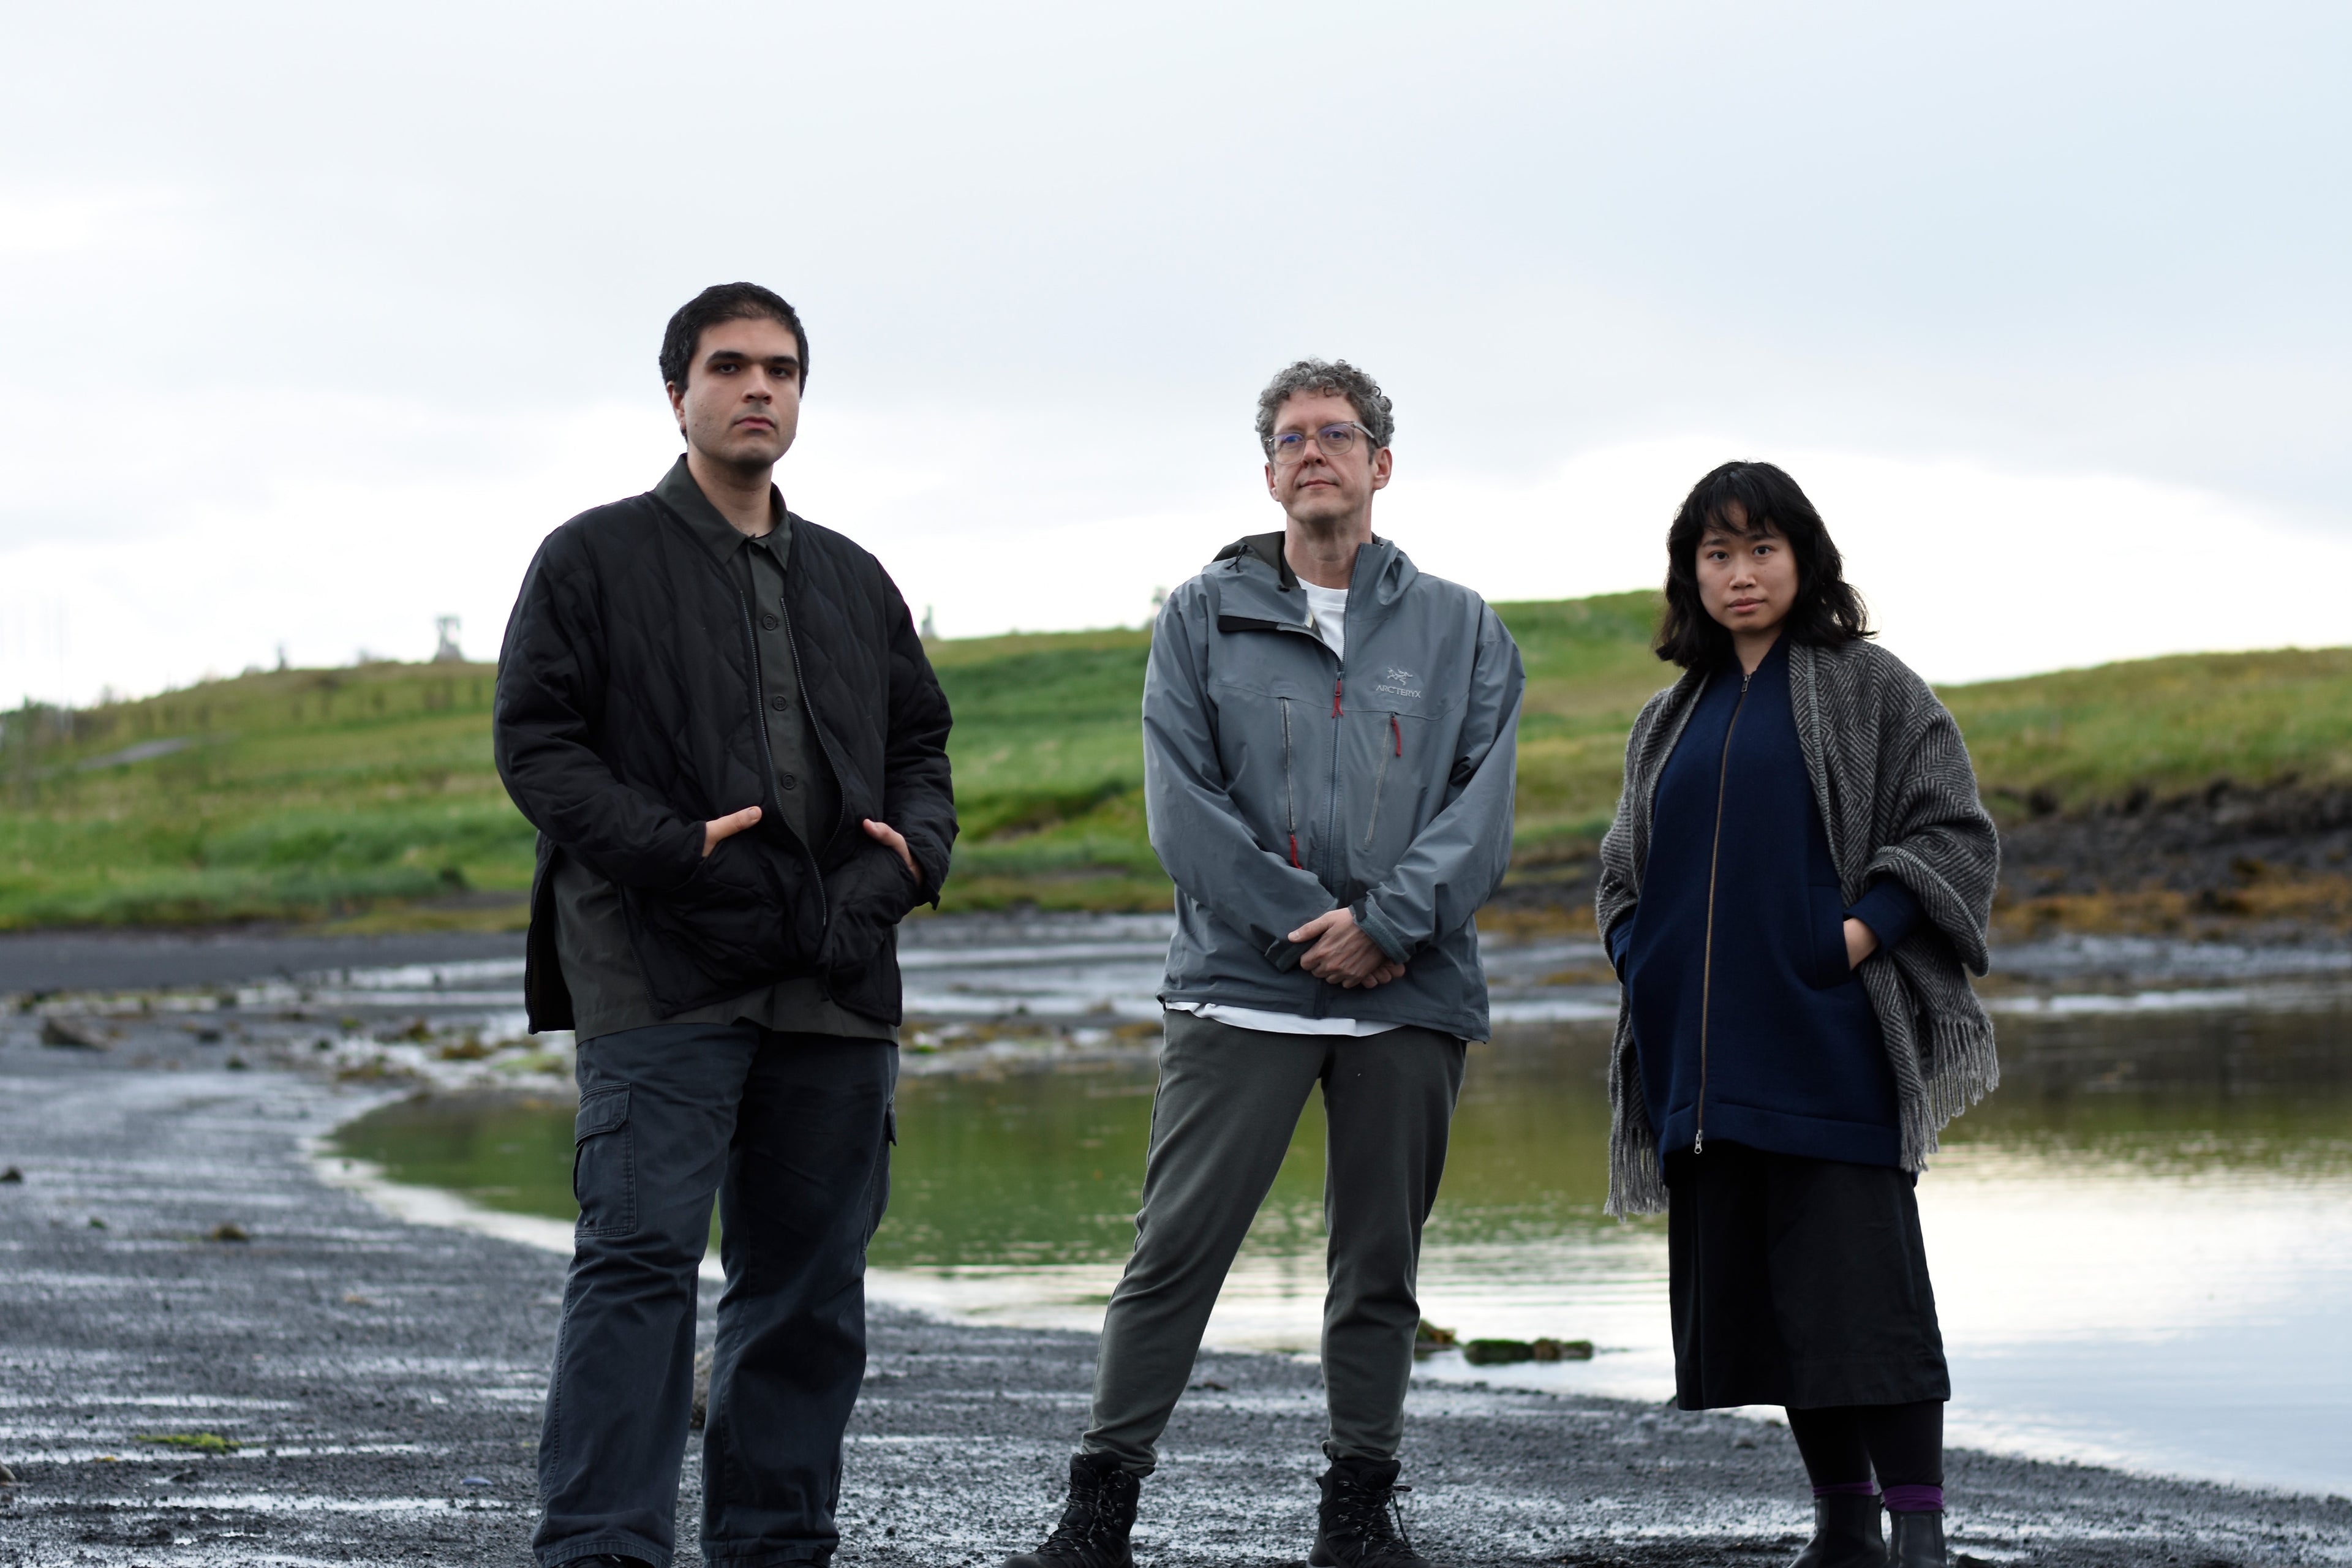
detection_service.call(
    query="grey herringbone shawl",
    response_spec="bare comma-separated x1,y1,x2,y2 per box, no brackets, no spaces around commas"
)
1594,637,2000,1215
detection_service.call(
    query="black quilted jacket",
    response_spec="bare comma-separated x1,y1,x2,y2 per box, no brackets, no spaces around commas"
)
494,473,956,1030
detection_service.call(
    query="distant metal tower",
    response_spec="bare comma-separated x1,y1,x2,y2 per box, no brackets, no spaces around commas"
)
432,616,464,663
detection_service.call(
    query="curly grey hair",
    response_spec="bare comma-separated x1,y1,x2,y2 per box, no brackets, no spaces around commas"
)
1254,358,1395,453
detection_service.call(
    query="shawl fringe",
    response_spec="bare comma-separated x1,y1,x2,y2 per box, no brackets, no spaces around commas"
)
1604,1020,1670,1216
1605,1139,1668,1217
1902,1014,2002,1170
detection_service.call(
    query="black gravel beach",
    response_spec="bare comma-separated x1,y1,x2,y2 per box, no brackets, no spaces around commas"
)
4,952,2351,1566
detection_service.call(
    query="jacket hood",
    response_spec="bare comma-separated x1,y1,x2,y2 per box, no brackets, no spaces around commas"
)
1211,530,1298,588
1208,532,1420,640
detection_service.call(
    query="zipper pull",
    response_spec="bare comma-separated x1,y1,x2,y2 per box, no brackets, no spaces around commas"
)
1332,677,1343,718
1391,714,1402,756
1694,1129,1705,1155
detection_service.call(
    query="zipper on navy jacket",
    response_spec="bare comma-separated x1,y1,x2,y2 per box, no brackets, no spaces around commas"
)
1694,665,1754,1155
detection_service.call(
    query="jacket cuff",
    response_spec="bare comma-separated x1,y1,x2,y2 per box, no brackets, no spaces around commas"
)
1263,936,1308,972
662,819,710,890
1606,918,1633,980
903,829,948,909
1846,878,1924,953
1349,899,1414,965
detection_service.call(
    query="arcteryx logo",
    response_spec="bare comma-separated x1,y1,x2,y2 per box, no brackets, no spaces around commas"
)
1373,666,1423,701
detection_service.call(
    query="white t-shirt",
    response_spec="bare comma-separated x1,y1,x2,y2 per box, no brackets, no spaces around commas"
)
1170,578,1400,1038
1170,1001,1401,1036
1301,581,1349,660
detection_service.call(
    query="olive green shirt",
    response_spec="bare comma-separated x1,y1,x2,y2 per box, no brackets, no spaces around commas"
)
551,457,894,1043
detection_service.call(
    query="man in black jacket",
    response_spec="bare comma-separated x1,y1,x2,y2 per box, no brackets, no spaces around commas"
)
494,281,956,1568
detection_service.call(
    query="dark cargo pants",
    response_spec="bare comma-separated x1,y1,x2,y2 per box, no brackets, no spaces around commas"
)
1084,1008,1466,1472
533,1023,895,1568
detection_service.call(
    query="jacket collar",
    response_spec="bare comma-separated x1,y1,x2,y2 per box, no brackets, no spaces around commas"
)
1212,531,1298,589
652,454,790,566
1208,530,1419,638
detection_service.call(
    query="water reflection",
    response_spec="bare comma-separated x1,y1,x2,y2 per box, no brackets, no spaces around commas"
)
332,989,2352,1494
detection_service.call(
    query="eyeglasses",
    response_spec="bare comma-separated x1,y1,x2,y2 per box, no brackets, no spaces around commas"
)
1265,421,1374,465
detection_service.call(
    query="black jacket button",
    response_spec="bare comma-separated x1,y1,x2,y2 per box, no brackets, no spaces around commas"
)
780,773,798,790
770,695,788,710
762,614,780,630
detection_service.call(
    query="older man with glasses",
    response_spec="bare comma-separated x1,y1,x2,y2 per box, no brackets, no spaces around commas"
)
1001,360,1525,1568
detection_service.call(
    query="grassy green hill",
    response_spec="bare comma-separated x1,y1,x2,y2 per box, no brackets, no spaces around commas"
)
4,599,2348,931
1,665,523,930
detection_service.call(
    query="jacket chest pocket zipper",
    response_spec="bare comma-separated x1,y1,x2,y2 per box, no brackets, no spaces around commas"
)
1280,697,1302,868
1362,715,1402,847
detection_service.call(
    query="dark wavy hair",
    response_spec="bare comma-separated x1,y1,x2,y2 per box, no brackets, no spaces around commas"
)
1654,461,1871,668
659,282,809,392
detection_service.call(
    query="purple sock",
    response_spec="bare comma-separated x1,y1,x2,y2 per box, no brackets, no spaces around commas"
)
1812,1480,1879,1499
1882,1483,1944,1513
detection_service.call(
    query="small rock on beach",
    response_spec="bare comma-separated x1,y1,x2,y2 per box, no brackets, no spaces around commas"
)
39,1016,111,1050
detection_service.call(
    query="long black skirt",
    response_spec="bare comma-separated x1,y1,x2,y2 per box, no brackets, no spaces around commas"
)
1665,1139,1950,1411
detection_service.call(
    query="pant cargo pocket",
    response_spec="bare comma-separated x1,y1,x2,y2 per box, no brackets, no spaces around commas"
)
572,1085,636,1237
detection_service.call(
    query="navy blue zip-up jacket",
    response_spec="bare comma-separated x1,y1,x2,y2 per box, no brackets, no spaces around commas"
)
1607,638,1923,1167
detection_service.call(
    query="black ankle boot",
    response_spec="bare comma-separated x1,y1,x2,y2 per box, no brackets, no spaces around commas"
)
1887,1509,1946,1567
1002,1451,1140,1568
1310,1457,1433,1567
1789,1493,1883,1567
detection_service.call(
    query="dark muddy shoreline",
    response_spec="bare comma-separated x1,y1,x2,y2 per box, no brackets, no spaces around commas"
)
1497,780,2352,942
1993,778,2352,932
5,1022,2352,1564
0,927,529,998
2,777,2346,968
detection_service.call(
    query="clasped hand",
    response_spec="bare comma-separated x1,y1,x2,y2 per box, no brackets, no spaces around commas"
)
1287,908,1405,989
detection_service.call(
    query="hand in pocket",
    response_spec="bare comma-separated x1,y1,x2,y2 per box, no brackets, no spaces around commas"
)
1843,916,1880,970
703,805,763,856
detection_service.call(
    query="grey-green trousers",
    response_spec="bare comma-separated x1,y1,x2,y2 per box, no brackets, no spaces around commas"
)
1082,1008,1467,1474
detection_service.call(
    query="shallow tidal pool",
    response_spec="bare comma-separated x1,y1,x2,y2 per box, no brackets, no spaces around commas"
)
334,991,2352,1496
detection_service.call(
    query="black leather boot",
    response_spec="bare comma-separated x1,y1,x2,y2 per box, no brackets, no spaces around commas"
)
1887,1509,1947,1567
1310,1457,1433,1567
1789,1493,1883,1567
1001,1451,1140,1568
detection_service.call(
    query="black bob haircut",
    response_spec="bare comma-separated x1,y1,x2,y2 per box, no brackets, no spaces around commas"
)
1654,461,1872,669
659,282,809,393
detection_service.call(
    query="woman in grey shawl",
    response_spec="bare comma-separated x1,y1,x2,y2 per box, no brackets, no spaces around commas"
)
1595,462,1999,1568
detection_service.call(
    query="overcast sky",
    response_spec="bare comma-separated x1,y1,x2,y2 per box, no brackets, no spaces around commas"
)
2,1,2346,701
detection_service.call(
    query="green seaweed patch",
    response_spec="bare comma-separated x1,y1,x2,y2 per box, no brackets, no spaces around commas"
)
137,1432,241,1455
1461,1336,1594,1365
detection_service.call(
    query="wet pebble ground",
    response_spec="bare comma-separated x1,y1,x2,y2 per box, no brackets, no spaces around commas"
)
5,1036,2351,1566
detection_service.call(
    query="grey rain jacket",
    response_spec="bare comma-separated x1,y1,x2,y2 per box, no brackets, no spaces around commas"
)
1145,532,1525,1041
